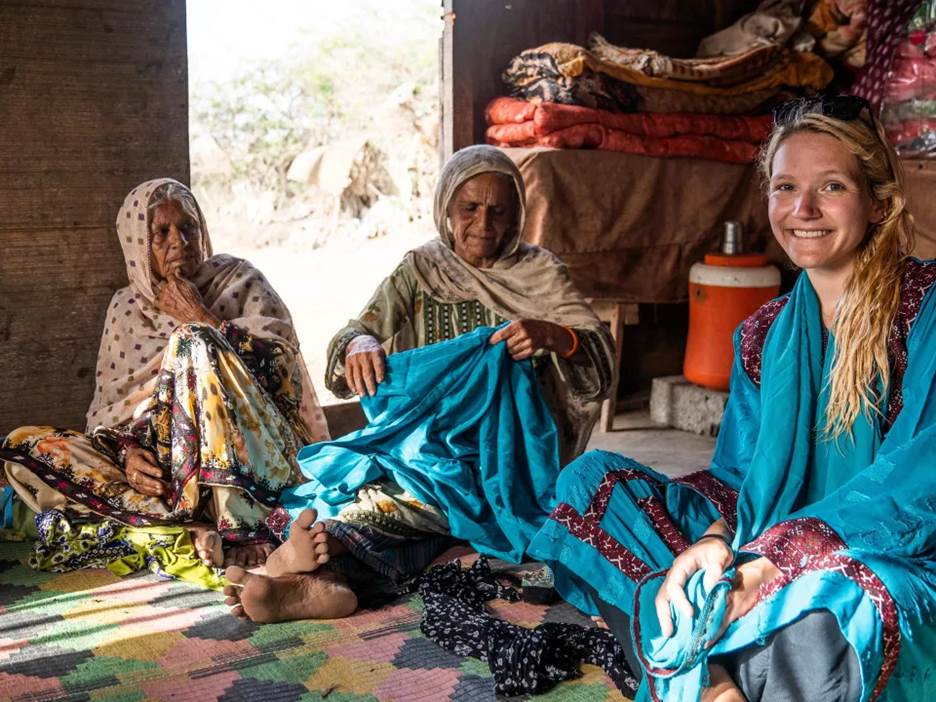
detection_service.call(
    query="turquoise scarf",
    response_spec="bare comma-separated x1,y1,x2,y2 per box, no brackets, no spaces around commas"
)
281,326,561,561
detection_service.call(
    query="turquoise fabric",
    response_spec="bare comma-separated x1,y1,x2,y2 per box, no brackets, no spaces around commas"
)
633,569,733,699
281,326,561,562
0,487,14,529
531,268,936,701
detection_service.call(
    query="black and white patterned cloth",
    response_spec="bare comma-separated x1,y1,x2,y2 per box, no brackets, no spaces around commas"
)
417,555,639,697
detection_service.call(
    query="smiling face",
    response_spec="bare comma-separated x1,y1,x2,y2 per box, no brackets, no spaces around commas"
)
448,172,518,268
768,131,883,277
149,198,202,279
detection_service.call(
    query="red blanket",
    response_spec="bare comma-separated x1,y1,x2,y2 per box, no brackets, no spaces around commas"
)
485,97,771,164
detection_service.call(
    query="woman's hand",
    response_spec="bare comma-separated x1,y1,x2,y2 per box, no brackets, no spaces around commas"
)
125,445,169,497
344,335,386,397
655,536,734,637
489,319,574,360
723,557,782,626
155,271,220,327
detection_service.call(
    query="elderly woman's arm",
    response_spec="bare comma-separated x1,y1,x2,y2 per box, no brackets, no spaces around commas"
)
563,326,616,401
325,263,418,399
488,320,614,402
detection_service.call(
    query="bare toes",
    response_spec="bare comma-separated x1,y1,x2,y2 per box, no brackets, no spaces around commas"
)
294,508,318,530
226,565,248,584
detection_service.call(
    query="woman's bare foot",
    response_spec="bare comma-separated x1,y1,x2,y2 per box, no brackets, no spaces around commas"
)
187,524,223,567
223,565,358,622
264,508,346,577
223,542,275,569
701,664,746,702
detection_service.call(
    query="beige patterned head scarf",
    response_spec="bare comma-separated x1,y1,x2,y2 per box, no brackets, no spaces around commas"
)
86,179,329,443
408,145,606,330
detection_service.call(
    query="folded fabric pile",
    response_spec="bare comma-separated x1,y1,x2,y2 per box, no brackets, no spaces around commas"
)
29,509,227,590
488,2,832,162
501,31,832,115
806,0,868,72
882,3,936,155
485,96,773,163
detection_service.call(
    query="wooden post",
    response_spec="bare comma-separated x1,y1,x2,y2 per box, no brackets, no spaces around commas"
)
589,299,639,432
0,1,190,433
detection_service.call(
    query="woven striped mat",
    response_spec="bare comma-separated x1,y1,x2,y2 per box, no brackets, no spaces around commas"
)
0,542,629,702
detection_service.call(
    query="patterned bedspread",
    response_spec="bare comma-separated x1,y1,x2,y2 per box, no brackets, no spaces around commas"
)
0,542,628,702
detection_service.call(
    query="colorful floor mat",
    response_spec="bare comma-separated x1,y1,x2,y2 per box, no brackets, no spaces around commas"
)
0,542,629,702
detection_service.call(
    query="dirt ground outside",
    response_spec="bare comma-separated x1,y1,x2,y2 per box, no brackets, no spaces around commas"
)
188,0,440,404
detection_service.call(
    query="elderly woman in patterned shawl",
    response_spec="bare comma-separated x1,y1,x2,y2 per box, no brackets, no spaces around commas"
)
2,179,329,569
220,145,615,622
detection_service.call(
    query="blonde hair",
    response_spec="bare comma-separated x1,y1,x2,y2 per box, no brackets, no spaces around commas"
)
758,106,915,438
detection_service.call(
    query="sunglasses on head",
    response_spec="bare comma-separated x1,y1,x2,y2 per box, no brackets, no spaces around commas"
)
772,95,872,127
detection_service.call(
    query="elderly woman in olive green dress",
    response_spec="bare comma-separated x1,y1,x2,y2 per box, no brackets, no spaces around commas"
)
222,145,616,623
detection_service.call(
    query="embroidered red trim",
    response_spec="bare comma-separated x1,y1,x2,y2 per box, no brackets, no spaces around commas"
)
885,259,936,429
739,296,790,386
672,471,739,533
551,502,652,581
637,497,691,556
585,468,663,522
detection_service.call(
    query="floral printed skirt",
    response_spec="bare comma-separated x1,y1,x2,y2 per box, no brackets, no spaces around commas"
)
1,324,304,546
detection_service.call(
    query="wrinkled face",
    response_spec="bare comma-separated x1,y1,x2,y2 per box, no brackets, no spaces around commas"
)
448,173,517,268
149,198,202,279
768,131,883,276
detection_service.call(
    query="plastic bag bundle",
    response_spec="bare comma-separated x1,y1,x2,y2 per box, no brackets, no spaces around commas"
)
881,1,936,156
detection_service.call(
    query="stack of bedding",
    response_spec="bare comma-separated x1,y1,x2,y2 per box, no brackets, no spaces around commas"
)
486,97,773,163
485,1,834,163
501,34,831,115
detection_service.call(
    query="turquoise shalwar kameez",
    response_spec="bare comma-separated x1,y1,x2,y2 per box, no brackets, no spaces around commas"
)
529,259,936,701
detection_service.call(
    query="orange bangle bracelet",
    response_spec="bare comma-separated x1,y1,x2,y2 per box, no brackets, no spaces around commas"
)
560,327,579,359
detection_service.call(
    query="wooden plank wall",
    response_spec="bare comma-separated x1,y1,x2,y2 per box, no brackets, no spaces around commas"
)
0,0,189,434
441,0,758,154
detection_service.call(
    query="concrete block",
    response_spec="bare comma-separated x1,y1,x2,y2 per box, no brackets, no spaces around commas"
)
650,375,729,437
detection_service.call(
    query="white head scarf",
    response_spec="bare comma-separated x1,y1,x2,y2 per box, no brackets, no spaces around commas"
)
86,178,329,443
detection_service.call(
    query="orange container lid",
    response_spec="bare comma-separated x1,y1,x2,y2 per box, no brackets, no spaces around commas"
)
703,252,768,267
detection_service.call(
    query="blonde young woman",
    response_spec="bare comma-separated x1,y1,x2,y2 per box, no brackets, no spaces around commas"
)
528,96,936,702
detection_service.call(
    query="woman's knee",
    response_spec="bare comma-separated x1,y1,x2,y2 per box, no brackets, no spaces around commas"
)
4,425,55,446
165,323,233,366
727,610,861,702
556,450,612,502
